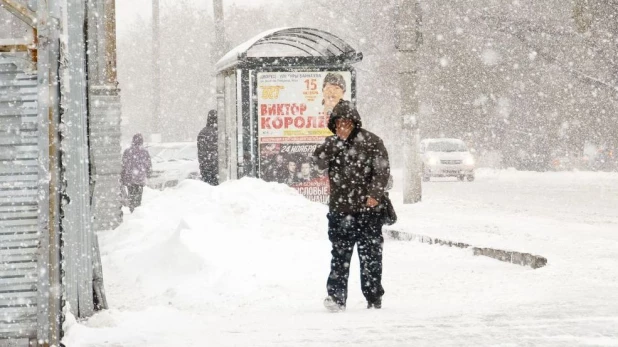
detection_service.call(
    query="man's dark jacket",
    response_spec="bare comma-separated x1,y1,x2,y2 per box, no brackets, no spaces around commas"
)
197,116,218,181
313,101,390,214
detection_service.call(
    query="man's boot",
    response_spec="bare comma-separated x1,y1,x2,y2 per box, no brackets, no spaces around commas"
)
367,297,382,309
324,296,345,312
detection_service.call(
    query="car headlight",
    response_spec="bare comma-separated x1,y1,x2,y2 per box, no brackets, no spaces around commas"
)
464,157,475,165
428,157,439,165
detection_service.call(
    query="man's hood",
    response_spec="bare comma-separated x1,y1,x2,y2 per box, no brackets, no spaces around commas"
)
327,100,362,134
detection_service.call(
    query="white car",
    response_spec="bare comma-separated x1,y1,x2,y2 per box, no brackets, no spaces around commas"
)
146,142,200,189
420,138,475,181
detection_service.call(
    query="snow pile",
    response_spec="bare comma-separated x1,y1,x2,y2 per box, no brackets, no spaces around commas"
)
93,178,328,312
117,177,326,242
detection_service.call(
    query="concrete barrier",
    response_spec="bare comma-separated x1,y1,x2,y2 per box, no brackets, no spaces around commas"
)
385,229,548,269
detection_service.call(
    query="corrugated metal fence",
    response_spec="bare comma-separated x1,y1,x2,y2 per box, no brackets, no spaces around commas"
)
0,54,40,343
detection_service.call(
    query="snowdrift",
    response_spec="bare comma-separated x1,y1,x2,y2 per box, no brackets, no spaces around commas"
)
95,178,329,312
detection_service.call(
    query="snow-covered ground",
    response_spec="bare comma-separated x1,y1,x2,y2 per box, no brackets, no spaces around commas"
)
63,169,618,346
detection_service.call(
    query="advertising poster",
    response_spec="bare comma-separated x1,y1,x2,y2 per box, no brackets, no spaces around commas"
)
257,71,352,203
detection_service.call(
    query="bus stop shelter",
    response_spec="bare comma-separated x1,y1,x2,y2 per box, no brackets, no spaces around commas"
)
214,27,363,202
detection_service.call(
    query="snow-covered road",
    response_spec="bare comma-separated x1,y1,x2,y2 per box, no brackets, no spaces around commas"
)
63,170,618,346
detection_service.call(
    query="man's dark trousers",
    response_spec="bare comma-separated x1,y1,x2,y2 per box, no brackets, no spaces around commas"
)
327,211,385,306
127,184,144,213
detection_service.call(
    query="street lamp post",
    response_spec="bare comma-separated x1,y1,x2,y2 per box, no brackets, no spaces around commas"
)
213,0,225,59
152,0,161,141
396,0,423,204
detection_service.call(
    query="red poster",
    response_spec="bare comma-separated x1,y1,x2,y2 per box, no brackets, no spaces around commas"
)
257,71,352,203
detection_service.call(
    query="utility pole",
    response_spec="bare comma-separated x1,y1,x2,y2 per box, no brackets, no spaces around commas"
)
213,0,225,59
396,0,423,203
104,0,118,85
152,0,161,142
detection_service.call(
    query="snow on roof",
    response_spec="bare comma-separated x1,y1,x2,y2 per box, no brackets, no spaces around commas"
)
215,27,357,72
216,27,286,72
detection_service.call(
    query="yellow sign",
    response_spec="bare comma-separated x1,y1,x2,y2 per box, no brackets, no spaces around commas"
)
260,86,284,100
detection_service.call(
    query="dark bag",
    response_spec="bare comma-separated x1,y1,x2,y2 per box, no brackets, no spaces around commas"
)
382,192,397,225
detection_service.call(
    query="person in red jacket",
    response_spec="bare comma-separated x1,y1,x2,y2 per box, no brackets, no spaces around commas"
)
121,133,152,212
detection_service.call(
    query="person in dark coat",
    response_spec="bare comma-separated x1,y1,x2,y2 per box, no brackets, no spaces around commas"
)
121,133,152,213
313,100,390,312
197,110,219,185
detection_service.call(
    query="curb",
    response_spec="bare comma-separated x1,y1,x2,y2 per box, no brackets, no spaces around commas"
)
384,229,548,269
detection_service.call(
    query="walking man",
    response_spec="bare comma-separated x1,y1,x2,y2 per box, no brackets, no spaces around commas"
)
197,109,219,185
313,100,390,311
121,133,152,213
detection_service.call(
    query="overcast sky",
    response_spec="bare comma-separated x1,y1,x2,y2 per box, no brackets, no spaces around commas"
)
116,0,290,33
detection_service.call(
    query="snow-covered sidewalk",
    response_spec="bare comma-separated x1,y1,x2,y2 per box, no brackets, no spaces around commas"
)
63,170,618,346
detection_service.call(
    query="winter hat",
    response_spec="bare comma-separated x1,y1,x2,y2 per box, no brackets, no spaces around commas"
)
327,100,362,134
322,72,346,92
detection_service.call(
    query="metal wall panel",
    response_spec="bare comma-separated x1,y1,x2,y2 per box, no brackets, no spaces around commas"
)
62,0,96,319
0,55,39,342
89,90,123,232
